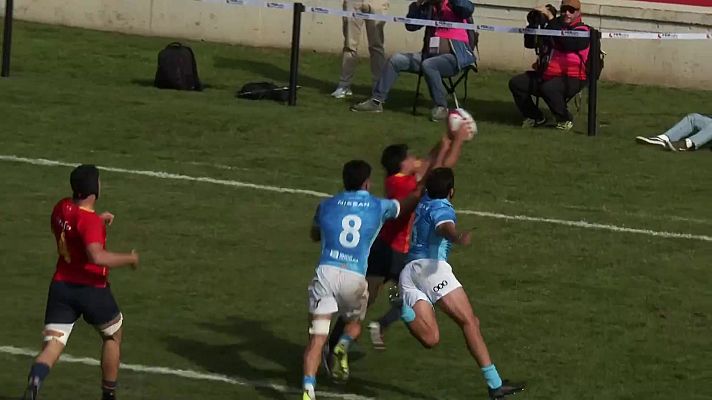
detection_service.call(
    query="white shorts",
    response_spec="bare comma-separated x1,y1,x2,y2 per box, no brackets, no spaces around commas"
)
399,259,462,307
307,265,369,321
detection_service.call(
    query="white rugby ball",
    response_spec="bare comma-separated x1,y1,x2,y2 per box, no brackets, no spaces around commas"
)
447,108,478,141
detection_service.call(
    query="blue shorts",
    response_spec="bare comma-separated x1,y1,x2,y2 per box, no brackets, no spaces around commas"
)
44,281,121,326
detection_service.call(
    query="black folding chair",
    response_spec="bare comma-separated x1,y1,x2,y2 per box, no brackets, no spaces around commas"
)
412,62,477,114
412,24,479,114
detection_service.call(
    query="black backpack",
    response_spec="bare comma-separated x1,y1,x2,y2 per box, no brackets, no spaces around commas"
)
236,82,290,102
154,42,202,91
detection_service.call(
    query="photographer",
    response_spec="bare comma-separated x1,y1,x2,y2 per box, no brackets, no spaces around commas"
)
508,0,590,131
351,0,476,121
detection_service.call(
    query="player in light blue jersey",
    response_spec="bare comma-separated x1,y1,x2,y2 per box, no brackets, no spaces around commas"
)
399,168,525,400
302,160,420,400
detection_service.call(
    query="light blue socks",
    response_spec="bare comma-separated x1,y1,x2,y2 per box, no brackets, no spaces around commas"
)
481,364,502,389
401,303,416,323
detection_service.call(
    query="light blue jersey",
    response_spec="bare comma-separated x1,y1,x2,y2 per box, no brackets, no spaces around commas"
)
314,190,400,276
407,195,457,262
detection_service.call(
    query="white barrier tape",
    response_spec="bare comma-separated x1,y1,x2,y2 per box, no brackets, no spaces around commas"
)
209,0,712,40
604,31,712,40
307,5,592,36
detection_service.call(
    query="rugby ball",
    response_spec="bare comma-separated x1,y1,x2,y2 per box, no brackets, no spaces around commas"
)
447,108,478,141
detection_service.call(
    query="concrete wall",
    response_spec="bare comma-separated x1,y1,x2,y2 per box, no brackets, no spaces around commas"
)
6,0,712,89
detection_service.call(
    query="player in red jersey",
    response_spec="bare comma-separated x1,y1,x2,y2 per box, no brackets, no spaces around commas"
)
324,124,470,375
23,165,139,400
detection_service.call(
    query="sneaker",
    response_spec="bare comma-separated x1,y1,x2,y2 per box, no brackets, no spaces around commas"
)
321,343,332,376
351,99,383,113
330,86,353,99
488,380,526,400
368,322,386,351
522,117,547,128
431,106,449,122
667,139,694,152
556,120,574,131
330,343,350,383
635,135,667,148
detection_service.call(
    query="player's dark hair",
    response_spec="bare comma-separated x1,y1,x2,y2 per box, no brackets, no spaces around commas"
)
380,144,408,176
70,164,100,200
342,160,372,191
426,168,454,199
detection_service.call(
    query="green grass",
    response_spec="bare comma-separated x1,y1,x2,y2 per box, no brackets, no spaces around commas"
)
1,20,711,400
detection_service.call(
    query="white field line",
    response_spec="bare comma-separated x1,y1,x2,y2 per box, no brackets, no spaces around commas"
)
2,154,711,243
0,346,372,400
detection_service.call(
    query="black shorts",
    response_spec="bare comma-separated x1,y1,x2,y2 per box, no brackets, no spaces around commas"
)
44,281,121,326
367,238,407,282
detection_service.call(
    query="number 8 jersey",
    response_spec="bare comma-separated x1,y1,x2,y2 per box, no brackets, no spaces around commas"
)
313,190,400,276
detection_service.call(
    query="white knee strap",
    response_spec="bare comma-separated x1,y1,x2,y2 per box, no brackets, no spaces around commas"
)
308,319,331,336
43,323,74,345
100,313,123,337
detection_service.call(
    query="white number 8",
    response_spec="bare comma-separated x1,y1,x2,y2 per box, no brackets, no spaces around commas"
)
339,215,362,248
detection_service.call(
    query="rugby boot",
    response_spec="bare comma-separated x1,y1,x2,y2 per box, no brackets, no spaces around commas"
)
22,377,40,400
330,343,350,383
488,380,525,399
302,386,316,400
368,322,386,351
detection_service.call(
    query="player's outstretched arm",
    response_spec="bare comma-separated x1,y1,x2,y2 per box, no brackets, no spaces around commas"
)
86,243,140,269
395,182,426,219
435,123,472,169
436,221,471,246
415,137,450,181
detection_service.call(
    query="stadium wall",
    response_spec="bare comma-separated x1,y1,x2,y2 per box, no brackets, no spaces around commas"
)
5,0,712,90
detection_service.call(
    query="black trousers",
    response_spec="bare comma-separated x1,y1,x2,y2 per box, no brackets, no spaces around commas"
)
509,71,587,122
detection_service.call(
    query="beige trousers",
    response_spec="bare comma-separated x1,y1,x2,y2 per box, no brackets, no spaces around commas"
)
338,0,389,88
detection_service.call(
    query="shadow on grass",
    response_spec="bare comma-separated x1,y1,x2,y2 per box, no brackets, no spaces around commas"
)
129,79,230,91
214,57,415,103
164,316,436,400
213,56,520,124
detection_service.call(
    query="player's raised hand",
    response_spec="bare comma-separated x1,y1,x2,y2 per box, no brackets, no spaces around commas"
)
129,250,140,270
453,122,473,142
99,212,115,226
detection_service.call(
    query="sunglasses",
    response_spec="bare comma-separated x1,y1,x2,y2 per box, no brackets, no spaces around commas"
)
560,6,578,14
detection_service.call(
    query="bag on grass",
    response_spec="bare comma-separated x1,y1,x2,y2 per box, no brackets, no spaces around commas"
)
236,81,290,103
154,42,203,91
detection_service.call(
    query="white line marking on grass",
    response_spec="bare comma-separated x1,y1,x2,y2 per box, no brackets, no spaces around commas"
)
0,346,372,400
459,210,712,241
2,154,711,242
0,155,330,198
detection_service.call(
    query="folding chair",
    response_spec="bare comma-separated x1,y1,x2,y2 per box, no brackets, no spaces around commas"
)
412,62,477,114
412,25,479,114
534,86,585,116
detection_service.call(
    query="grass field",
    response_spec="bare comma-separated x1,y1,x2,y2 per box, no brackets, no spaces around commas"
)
1,20,712,400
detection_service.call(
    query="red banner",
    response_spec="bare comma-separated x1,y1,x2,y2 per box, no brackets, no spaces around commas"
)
638,0,712,6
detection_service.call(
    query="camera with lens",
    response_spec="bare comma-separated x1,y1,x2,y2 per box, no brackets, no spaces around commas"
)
524,4,557,49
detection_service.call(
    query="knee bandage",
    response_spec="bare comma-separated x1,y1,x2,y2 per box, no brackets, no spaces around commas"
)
43,323,75,345
100,313,123,337
308,319,331,336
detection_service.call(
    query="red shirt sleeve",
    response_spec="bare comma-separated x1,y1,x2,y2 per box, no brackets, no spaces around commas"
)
78,214,105,247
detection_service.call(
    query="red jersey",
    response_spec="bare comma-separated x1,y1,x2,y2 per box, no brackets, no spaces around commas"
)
378,174,418,253
50,198,109,288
